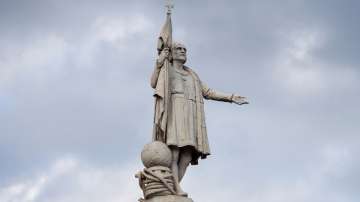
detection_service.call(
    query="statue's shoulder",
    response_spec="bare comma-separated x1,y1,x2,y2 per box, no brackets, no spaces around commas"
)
184,66,199,78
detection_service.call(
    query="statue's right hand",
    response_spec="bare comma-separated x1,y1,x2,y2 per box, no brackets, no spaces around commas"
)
157,48,170,68
232,95,249,106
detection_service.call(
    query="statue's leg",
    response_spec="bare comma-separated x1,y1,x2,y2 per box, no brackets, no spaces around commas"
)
170,146,188,196
178,147,192,182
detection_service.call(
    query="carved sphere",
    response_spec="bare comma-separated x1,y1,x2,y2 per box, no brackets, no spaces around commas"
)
141,141,172,168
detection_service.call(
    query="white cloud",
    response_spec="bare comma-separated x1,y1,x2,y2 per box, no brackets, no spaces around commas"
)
288,30,322,61
6,153,351,202
0,35,68,86
178,141,355,202
273,29,325,94
0,13,155,88
0,157,141,202
0,158,76,202
93,14,154,46
273,29,358,95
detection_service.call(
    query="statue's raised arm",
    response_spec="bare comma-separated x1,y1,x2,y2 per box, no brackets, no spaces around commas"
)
150,48,170,89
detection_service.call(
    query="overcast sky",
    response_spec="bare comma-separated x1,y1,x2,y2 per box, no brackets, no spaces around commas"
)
0,0,359,202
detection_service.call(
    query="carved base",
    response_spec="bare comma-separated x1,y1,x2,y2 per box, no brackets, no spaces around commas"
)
144,195,193,202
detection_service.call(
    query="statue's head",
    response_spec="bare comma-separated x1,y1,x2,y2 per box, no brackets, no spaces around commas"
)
171,42,187,64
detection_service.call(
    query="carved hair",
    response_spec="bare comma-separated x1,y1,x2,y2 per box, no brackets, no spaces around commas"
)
171,42,186,50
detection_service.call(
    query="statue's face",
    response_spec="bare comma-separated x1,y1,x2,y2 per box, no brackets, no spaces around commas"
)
172,43,187,64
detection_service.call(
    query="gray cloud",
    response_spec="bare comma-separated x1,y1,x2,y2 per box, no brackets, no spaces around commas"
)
0,0,359,201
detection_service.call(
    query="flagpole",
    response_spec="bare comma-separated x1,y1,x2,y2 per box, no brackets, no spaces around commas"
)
162,0,173,141
153,0,174,141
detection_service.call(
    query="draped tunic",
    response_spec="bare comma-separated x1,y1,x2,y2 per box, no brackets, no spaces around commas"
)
152,65,233,165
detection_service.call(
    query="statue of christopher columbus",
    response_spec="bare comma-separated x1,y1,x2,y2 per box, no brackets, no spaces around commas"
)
151,24,249,196
135,2,249,201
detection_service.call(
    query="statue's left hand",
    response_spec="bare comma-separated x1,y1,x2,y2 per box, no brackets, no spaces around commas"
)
232,95,249,105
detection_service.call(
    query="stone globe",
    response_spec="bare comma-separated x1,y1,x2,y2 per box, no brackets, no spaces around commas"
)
141,141,172,168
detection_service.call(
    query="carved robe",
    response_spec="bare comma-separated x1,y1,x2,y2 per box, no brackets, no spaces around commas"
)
152,65,233,165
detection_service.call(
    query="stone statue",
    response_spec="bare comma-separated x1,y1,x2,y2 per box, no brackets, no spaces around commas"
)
136,1,248,201
151,42,248,196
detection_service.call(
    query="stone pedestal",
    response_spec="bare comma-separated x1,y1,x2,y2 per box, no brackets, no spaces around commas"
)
145,195,193,202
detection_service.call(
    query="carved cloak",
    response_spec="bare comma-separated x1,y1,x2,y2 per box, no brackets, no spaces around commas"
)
152,66,210,165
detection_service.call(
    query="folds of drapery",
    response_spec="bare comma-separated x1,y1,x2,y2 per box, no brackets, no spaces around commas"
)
153,13,173,142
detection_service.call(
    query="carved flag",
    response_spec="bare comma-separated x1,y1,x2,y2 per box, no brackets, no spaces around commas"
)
157,13,173,53
153,12,173,142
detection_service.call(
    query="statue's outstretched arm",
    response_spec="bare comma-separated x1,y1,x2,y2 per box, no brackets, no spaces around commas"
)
201,82,249,105
202,82,232,102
